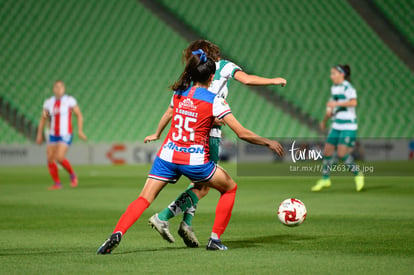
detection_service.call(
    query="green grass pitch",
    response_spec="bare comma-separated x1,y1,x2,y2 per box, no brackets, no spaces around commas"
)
1,163,413,274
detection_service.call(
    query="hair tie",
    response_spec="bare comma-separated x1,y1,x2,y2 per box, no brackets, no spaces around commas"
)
192,49,207,63
335,65,346,76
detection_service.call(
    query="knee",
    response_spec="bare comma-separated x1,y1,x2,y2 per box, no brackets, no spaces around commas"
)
47,155,55,163
224,183,237,194
323,149,333,157
56,155,65,163
337,152,346,159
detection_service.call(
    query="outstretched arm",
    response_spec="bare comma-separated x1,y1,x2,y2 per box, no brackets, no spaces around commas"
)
73,106,87,141
36,111,47,144
234,71,287,87
144,106,173,143
222,114,284,156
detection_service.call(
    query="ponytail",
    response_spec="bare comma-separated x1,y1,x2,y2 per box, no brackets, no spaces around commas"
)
171,49,216,91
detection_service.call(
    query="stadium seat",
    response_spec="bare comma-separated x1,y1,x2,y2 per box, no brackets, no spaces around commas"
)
373,0,414,46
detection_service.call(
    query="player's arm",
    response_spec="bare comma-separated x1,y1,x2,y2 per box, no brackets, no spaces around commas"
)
73,106,87,141
320,107,333,131
234,71,287,87
222,113,284,156
144,106,173,143
327,98,357,108
36,110,48,144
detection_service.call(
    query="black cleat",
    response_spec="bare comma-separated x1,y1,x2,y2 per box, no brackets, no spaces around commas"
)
97,232,122,254
206,238,228,251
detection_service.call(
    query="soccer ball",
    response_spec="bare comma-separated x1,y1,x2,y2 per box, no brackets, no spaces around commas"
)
277,198,307,226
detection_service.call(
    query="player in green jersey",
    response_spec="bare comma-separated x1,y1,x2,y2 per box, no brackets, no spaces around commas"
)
312,64,364,192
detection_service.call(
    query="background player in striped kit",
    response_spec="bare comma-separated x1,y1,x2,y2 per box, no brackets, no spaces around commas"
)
97,50,284,254
145,40,287,247
312,65,364,192
36,80,87,190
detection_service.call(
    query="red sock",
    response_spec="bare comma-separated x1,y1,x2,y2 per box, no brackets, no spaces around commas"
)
212,185,237,239
47,162,60,183
113,196,150,235
59,158,74,175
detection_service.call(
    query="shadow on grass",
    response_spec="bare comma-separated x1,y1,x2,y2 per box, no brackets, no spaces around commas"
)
117,246,189,255
224,234,318,249
0,246,189,257
0,235,318,256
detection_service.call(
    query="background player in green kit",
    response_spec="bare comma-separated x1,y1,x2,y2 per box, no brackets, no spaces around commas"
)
312,64,364,192
144,40,287,247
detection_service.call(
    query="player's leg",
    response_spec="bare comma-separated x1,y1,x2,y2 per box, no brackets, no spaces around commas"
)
114,178,169,234
201,166,237,250
312,130,337,191
97,177,168,254
176,137,219,244
55,136,78,187
157,185,202,223
46,143,61,190
337,130,364,191
181,136,219,225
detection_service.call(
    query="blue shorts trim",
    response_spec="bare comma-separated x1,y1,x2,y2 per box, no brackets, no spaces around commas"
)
148,157,217,184
48,135,73,145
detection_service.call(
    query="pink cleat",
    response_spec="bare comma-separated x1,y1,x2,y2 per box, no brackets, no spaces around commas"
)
48,183,63,190
70,174,78,188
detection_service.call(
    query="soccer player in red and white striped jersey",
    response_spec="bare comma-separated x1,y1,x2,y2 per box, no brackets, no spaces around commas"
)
36,80,87,190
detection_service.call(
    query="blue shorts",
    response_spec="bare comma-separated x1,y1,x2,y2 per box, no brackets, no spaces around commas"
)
49,135,73,145
148,157,217,183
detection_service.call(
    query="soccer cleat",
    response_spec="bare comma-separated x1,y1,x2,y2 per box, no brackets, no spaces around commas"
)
148,214,175,243
48,183,62,190
355,173,364,192
178,221,200,248
70,174,78,188
97,232,122,254
206,238,228,251
311,178,331,192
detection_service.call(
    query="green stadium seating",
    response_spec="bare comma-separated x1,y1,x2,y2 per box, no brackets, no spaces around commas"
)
0,119,27,144
158,0,414,138
0,0,317,144
373,0,414,46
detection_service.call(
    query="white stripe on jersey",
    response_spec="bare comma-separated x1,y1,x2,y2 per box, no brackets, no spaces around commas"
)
189,145,205,165
159,139,174,162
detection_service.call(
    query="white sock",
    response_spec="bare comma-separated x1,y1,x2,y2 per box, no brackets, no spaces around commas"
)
211,232,219,240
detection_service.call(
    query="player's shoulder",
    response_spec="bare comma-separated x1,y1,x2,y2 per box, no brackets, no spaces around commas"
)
343,80,356,91
193,87,216,103
63,94,77,104
218,59,239,68
43,96,55,105
63,94,76,100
